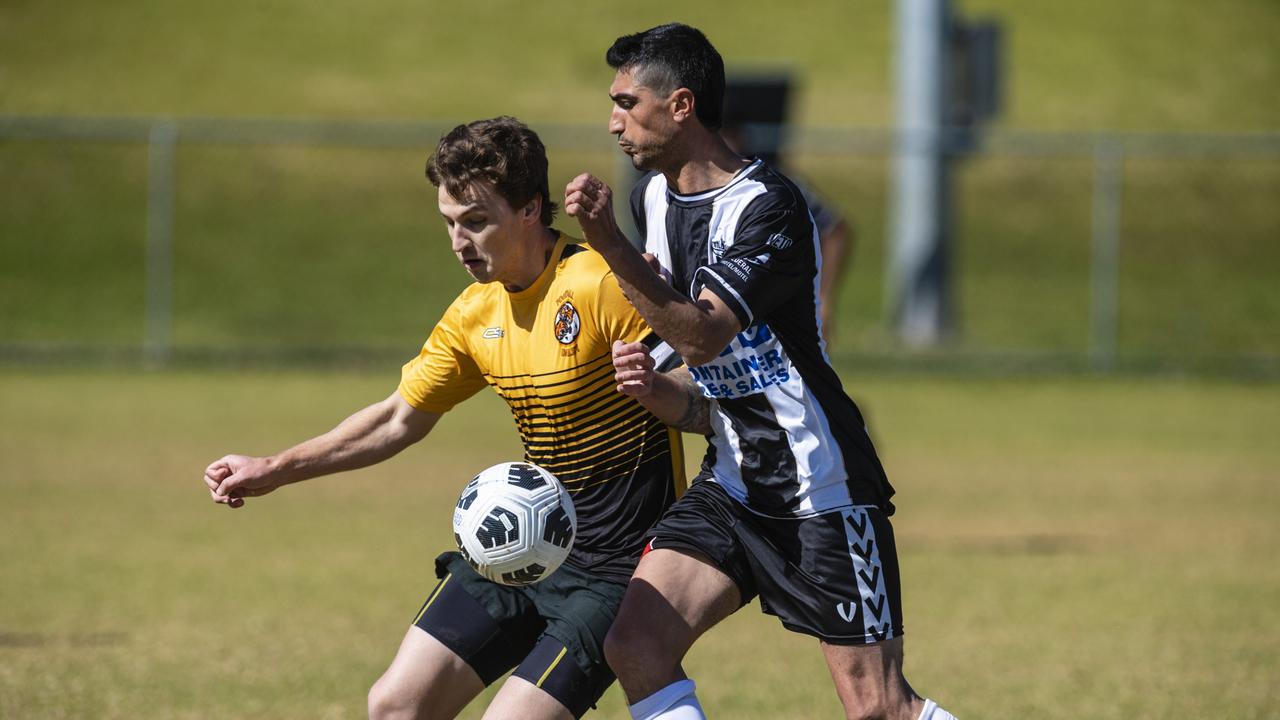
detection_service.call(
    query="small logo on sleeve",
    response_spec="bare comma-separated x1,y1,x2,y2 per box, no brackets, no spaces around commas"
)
482,327,504,339
766,233,794,250
710,235,727,259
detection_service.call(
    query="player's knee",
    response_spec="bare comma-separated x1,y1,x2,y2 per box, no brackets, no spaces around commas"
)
367,675,420,720
602,621,639,677
604,617,664,682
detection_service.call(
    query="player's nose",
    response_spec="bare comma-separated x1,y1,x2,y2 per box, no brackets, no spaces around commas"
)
609,107,625,135
450,227,471,253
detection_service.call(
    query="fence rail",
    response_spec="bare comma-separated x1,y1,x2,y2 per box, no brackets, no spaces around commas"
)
2,114,1277,374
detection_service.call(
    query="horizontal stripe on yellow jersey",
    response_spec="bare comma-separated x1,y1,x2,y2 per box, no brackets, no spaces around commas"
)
531,422,671,485
526,418,658,475
489,367,617,406
481,351,612,382
498,376,619,421
551,446,675,492
520,403,653,452
516,396,647,444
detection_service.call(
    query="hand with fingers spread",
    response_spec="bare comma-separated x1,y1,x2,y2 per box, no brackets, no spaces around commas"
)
203,454,283,509
613,340,657,398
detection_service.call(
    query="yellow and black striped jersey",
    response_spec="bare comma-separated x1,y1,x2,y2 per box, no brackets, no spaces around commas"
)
399,232,684,579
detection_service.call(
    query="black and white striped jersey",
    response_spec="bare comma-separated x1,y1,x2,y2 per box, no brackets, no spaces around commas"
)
632,159,895,518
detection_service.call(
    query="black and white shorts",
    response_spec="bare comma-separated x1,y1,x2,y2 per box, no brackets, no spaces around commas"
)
646,480,904,644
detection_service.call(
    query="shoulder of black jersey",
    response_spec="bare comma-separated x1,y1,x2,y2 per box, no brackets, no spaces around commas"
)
629,171,664,204
744,162,809,211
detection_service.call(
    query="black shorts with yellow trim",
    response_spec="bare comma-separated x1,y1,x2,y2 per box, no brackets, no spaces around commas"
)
413,551,626,718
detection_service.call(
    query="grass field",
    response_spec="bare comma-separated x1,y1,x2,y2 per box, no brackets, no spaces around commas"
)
1,3,1277,716
2,369,1277,718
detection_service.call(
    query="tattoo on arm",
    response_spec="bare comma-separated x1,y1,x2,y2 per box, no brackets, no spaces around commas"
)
671,369,712,434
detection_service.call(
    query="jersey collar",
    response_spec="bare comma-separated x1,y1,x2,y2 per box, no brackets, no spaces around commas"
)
665,158,764,206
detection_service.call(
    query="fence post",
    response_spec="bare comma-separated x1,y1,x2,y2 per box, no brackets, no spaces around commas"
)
1089,138,1123,369
144,119,177,367
889,0,951,346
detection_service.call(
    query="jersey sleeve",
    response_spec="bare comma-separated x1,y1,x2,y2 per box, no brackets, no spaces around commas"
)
692,190,817,329
397,297,487,413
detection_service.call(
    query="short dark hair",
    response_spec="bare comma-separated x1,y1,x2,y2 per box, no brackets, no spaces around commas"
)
606,23,725,130
425,116,557,226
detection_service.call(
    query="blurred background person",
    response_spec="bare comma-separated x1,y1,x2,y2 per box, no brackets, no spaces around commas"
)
720,76,856,345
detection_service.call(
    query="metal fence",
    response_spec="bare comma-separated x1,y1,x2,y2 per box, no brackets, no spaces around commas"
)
2,114,1278,374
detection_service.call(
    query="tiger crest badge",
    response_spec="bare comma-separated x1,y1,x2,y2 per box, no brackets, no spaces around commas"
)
553,301,581,345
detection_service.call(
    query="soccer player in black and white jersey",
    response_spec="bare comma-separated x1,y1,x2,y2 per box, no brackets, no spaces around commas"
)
565,24,958,720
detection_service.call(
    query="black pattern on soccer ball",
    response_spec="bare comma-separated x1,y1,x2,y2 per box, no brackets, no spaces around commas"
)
542,506,573,549
454,532,474,565
457,476,481,509
501,563,547,585
506,463,546,490
474,506,520,549
457,489,479,511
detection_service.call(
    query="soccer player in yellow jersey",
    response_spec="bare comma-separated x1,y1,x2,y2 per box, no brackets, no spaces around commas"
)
203,117,684,720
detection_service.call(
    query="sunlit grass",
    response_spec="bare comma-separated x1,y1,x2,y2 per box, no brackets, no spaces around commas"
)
1,370,1276,718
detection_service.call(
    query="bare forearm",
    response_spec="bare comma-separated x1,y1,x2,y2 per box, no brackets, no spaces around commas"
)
565,173,739,365
595,242,736,365
267,396,435,485
637,368,712,435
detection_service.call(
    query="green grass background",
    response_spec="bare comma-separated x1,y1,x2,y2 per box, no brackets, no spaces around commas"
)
1,370,1277,718
2,1,1279,718
1,0,1278,362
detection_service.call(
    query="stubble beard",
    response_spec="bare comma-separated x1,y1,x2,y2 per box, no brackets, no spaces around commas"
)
626,141,670,174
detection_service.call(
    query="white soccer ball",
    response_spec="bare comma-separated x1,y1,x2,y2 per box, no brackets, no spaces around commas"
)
452,462,577,586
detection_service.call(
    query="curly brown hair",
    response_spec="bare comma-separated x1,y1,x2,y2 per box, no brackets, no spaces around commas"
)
425,116,557,227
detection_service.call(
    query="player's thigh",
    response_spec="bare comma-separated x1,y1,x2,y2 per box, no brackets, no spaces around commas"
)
504,567,628,718
415,553,545,679
612,548,742,656
369,625,484,720
609,482,755,662
481,675,575,720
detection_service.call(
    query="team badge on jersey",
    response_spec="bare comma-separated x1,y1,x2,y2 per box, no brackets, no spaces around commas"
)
553,301,581,345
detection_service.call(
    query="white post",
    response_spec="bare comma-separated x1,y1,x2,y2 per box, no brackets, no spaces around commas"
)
889,0,950,346
1089,139,1123,369
144,120,176,367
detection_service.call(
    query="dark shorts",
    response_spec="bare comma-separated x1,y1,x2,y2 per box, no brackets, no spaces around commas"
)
646,480,905,645
412,551,626,718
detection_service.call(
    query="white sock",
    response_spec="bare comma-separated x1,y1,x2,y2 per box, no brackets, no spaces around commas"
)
628,678,706,720
919,698,958,720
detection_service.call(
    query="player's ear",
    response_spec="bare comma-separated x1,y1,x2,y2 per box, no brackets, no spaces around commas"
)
671,88,695,123
521,197,540,225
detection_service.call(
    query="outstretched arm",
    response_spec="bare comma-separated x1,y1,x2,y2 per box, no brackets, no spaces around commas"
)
566,173,741,367
202,391,440,509
613,340,712,435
